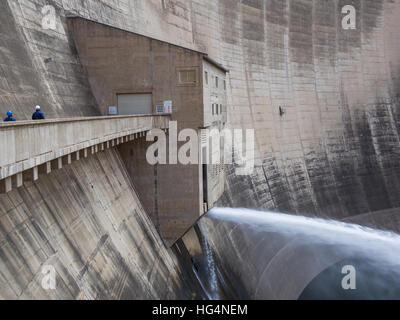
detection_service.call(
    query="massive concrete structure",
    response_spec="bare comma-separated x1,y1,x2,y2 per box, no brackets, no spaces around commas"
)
67,17,228,245
2,0,400,220
0,0,399,299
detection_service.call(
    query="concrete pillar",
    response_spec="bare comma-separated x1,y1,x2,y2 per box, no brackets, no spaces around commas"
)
203,203,208,214
39,162,52,175
46,161,52,174
0,177,12,193
23,167,39,182
62,154,72,166
51,158,63,170
33,167,39,181
12,173,23,188
100,143,105,151
106,141,110,149
75,151,80,161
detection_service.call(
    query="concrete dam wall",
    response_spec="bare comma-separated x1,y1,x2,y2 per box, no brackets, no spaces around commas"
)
2,0,400,220
0,0,400,300
0,147,203,299
214,0,400,221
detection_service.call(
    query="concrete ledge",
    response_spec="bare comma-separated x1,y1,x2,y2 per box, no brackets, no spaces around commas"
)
0,114,170,193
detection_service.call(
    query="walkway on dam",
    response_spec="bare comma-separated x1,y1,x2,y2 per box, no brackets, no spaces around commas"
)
0,114,170,193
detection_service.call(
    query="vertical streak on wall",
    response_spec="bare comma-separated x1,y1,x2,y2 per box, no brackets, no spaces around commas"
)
10,0,61,112
287,0,319,214
154,164,160,233
263,0,298,212
309,0,346,218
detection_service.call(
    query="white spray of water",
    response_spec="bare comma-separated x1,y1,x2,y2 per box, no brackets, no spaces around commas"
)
207,207,400,266
198,222,220,300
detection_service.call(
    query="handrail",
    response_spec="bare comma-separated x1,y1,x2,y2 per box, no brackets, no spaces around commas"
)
0,114,169,128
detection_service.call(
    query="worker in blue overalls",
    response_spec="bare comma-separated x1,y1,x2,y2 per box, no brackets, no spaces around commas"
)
4,110,16,122
32,105,45,120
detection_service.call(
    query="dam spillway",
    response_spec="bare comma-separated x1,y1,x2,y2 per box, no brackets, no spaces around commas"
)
0,0,399,301
196,207,400,300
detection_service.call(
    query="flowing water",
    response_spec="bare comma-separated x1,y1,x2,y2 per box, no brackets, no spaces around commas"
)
195,222,220,300
201,207,400,299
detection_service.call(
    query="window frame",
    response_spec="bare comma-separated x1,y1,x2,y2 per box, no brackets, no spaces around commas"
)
176,67,199,87
179,70,196,83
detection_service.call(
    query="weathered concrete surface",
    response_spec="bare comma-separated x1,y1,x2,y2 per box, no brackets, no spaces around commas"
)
118,138,202,247
0,0,99,119
67,18,215,246
0,148,199,299
1,0,400,299
215,0,400,222
2,0,400,222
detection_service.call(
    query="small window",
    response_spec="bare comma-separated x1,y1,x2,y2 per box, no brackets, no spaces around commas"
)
220,104,223,114
156,105,164,114
215,76,219,88
179,70,196,84
205,71,208,85
212,104,215,115
223,80,226,90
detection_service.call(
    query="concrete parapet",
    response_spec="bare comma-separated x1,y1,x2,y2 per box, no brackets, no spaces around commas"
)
0,115,170,193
